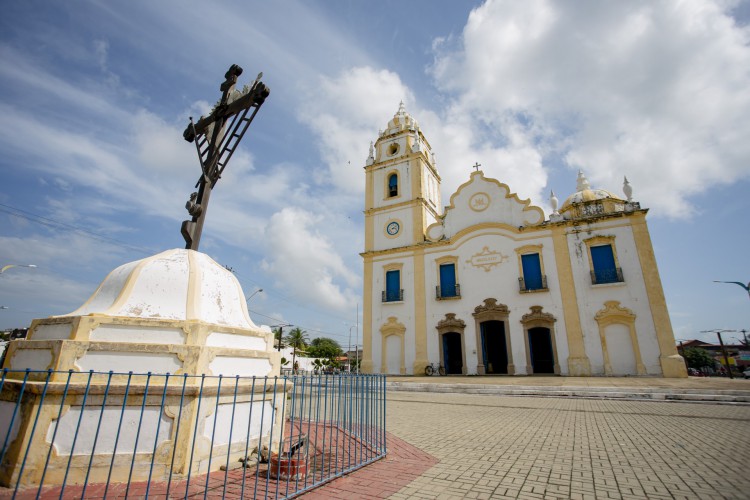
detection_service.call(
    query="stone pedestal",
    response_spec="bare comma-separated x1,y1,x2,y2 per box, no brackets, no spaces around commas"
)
0,249,285,488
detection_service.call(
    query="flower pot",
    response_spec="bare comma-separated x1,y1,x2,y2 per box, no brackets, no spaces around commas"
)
269,454,308,481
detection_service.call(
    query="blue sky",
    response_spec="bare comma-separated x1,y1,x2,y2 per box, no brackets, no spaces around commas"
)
1,0,748,347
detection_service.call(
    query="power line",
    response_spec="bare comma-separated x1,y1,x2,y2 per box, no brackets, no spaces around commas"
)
1,203,360,339
248,308,351,341
0,203,156,256
230,267,359,325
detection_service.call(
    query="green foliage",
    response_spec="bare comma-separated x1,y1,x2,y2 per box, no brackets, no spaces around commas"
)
306,337,343,360
285,328,309,351
682,347,715,369
280,357,289,366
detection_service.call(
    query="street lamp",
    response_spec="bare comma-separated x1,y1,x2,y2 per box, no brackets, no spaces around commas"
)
246,288,263,302
713,280,750,301
1,264,37,275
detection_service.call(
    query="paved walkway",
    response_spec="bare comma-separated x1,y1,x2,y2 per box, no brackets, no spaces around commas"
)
307,377,750,499
387,374,750,390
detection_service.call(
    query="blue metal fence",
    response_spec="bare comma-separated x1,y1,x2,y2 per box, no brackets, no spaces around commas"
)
0,369,386,499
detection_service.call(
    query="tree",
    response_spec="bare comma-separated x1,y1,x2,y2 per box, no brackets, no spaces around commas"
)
682,347,715,371
306,337,343,360
285,327,309,373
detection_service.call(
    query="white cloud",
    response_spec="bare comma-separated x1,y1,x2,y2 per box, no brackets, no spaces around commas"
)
261,207,359,312
428,0,750,217
298,66,414,192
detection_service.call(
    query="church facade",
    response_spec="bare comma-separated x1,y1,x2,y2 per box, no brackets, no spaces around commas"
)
361,104,686,377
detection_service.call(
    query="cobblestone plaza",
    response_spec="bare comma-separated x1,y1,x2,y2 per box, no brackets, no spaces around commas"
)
386,393,750,499
309,382,750,499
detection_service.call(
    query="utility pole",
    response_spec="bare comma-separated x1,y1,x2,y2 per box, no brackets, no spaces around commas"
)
717,331,734,379
181,65,269,250
272,323,292,352
702,329,736,379
356,302,359,374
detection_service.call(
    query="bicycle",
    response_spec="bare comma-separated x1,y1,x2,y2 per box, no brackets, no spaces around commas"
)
425,362,446,376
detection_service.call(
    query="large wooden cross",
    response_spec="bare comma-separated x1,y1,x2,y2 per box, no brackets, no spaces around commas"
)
181,64,270,250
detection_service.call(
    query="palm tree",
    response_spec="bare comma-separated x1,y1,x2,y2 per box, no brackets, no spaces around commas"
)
285,327,309,373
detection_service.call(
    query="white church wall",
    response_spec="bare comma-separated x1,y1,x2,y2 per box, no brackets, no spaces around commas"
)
566,220,662,375
371,254,416,374
605,324,638,375
422,228,576,376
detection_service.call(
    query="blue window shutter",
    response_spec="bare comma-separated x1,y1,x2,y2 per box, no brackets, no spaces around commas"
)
388,174,398,197
386,270,400,301
590,244,616,283
439,263,456,297
521,254,543,290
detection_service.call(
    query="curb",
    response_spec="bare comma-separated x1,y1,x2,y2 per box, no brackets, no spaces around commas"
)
386,381,750,404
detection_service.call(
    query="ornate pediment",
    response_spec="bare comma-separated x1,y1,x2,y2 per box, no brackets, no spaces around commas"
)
380,316,406,337
520,305,556,325
594,300,635,327
472,298,509,317
425,171,545,242
437,313,466,333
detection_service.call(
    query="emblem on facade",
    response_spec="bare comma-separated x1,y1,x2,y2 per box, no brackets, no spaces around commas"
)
466,246,509,272
469,192,490,212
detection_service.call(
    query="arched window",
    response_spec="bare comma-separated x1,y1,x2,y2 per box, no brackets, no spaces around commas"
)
388,173,398,197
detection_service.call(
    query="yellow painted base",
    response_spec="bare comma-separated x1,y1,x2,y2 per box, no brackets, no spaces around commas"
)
412,359,429,376
360,360,374,374
0,378,287,488
567,356,592,376
659,354,688,378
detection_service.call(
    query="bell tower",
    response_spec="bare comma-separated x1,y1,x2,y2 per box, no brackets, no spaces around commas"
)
363,103,442,252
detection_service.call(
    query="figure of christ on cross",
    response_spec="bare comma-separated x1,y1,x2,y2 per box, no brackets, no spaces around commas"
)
180,64,270,251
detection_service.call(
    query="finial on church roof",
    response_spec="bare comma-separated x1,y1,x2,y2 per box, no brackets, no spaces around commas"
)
550,190,559,214
623,176,633,202
576,170,590,191
397,100,406,116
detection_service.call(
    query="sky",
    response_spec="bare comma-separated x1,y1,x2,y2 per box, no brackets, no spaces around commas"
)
0,0,749,348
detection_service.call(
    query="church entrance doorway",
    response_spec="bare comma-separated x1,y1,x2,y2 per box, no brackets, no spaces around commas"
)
528,327,554,374
480,320,508,374
441,332,463,374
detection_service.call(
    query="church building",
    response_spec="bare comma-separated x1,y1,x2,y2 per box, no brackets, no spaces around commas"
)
361,104,686,377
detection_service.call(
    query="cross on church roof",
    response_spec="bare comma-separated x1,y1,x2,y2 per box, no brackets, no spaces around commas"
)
472,162,481,172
